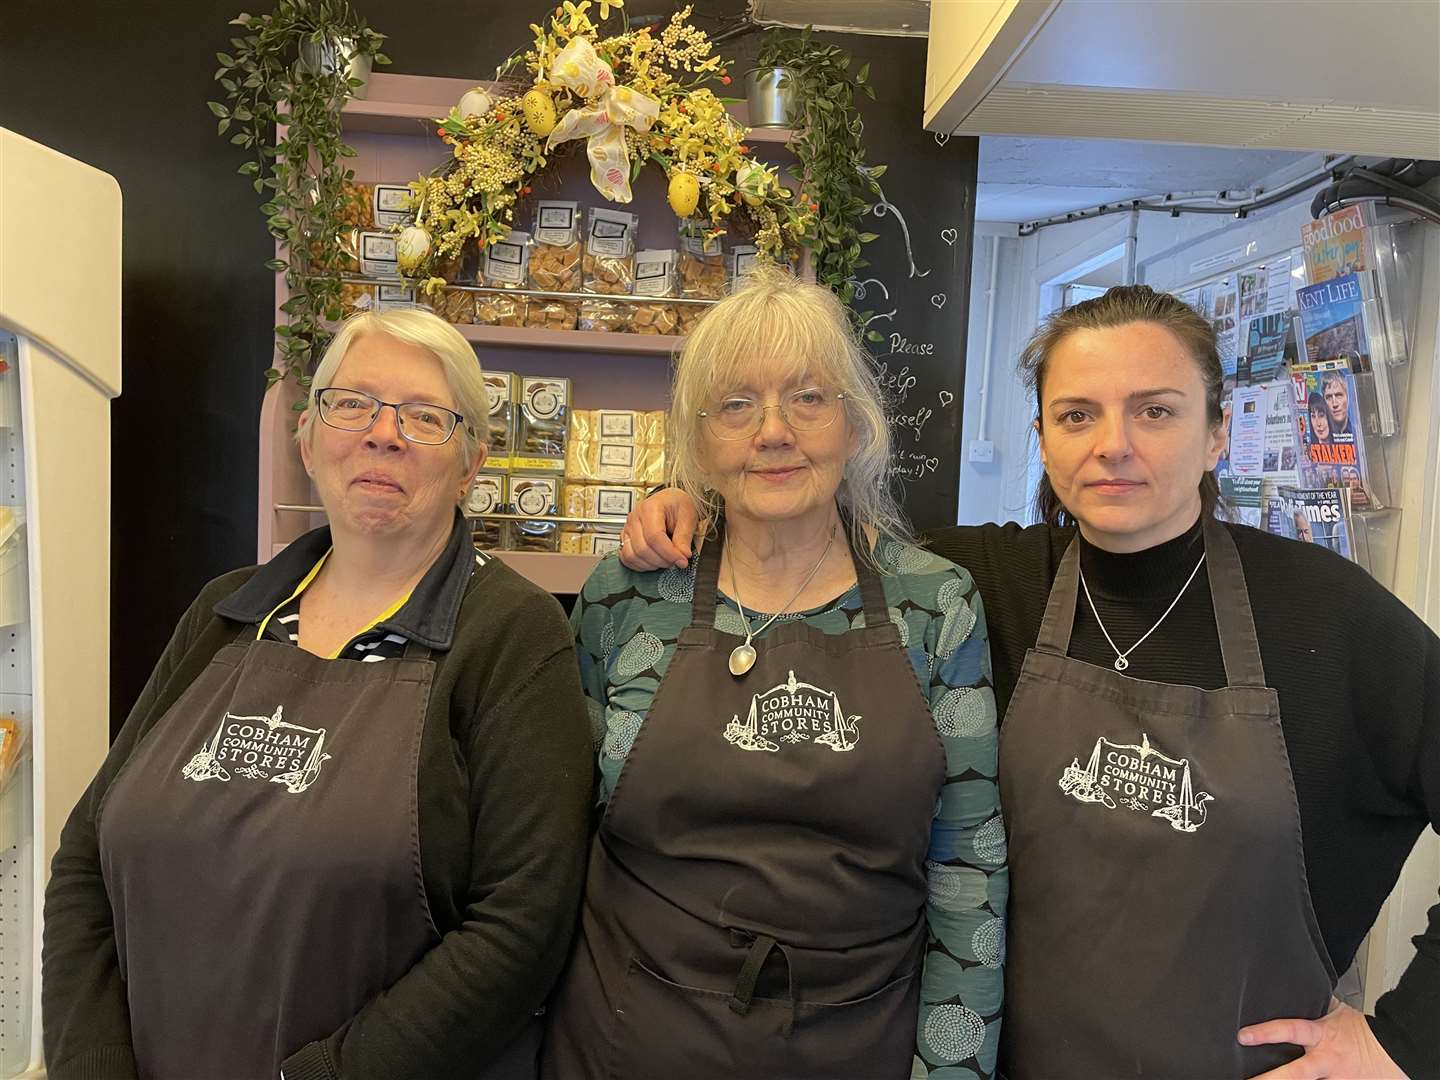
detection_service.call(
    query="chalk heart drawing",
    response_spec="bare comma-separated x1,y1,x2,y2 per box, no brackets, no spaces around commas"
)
930,293,947,310
939,390,955,408
934,132,951,147
940,228,958,246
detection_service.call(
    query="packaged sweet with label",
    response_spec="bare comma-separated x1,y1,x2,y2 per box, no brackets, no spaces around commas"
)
376,283,418,312
577,299,627,333
373,184,415,229
678,220,726,299
727,244,759,285
425,288,476,324
517,376,570,458
359,231,400,279
481,371,517,455
505,473,561,552
559,527,624,556
561,482,648,521
530,200,583,292
482,229,532,289
564,439,665,485
523,299,579,331
340,283,376,317
568,410,667,446
466,471,507,550
475,293,527,327
583,207,638,295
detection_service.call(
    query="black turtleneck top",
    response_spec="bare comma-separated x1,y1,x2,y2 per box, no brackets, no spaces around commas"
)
926,517,1439,1079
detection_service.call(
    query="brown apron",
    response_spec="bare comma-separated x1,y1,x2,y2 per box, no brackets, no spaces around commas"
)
998,516,1335,1079
97,626,540,1079
543,523,946,1079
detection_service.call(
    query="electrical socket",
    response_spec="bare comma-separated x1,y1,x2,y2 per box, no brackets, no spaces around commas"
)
968,439,995,464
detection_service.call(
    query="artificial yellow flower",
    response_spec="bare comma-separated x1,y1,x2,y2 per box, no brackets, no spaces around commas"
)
598,0,623,18
560,1,592,32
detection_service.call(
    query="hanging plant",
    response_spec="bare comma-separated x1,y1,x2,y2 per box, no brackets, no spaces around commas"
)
755,28,885,335
208,0,389,406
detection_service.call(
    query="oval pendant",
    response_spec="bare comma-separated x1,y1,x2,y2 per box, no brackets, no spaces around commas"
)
1113,655,1130,672
729,643,756,676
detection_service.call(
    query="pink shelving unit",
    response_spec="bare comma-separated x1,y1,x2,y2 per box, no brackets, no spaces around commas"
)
258,73,798,592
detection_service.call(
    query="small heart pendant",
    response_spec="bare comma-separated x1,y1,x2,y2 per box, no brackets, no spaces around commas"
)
1113,656,1130,672
729,644,756,676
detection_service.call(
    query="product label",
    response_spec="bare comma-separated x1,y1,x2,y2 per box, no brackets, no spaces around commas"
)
591,533,623,556
359,232,399,279
467,474,505,516
599,411,636,439
509,455,565,472
535,201,579,246
376,284,417,311
484,231,531,286
523,377,569,420
373,184,414,228
587,209,637,257
511,477,558,517
634,249,676,297
483,372,514,415
599,443,635,467
596,487,636,517
729,245,758,280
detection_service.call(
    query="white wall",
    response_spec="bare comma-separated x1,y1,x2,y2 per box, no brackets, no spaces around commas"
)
958,152,1334,526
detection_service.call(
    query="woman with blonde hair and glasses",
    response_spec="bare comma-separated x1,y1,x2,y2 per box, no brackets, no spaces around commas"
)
542,266,1005,1079
44,307,592,1080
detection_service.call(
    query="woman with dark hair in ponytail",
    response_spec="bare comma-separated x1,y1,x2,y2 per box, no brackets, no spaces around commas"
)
619,284,1439,1080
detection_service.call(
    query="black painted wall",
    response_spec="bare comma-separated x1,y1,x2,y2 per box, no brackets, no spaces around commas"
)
0,1,974,735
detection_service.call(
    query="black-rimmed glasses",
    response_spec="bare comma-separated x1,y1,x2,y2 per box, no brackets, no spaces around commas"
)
314,387,466,446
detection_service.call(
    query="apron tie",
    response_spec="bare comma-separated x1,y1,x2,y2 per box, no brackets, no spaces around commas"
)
728,932,799,1036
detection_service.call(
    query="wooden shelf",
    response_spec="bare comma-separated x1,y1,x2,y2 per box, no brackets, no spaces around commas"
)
458,323,684,355
341,98,445,136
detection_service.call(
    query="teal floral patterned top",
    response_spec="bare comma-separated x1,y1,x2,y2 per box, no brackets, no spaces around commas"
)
570,537,1007,1079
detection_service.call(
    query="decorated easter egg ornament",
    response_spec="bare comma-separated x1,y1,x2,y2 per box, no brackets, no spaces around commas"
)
667,170,700,218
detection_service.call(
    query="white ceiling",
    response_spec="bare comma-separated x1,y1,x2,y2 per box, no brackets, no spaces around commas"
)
1007,0,1439,112
975,135,1308,222
937,0,1440,160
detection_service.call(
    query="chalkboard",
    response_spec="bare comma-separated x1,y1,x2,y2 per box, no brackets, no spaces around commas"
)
813,34,978,534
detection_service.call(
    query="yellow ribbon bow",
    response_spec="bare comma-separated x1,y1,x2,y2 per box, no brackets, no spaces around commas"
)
545,36,660,204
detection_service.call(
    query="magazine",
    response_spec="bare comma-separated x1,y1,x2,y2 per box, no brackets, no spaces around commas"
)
1220,474,1264,529
1276,486,1355,560
1237,312,1295,386
1300,205,1368,285
1291,359,1376,510
1296,272,1395,436
1228,381,1301,490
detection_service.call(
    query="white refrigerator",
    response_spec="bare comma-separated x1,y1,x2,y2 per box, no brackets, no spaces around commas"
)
0,127,121,1078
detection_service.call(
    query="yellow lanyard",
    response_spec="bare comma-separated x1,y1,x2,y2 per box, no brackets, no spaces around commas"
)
256,549,415,660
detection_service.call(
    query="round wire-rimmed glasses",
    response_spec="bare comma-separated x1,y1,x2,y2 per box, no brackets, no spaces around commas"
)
314,387,467,446
698,387,848,441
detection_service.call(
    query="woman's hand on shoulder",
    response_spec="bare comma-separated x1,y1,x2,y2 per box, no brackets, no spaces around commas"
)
620,489,699,571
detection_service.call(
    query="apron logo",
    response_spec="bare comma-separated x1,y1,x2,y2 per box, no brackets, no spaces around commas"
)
181,705,331,794
723,670,860,754
1058,732,1213,832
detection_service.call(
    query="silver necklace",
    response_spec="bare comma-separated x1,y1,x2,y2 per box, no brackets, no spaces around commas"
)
726,525,837,677
1079,553,1207,672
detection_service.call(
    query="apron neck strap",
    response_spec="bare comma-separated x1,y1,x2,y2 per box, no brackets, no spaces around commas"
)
1200,515,1267,688
689,511,886,629
1035,517,1267,689
1034,536,1082,657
